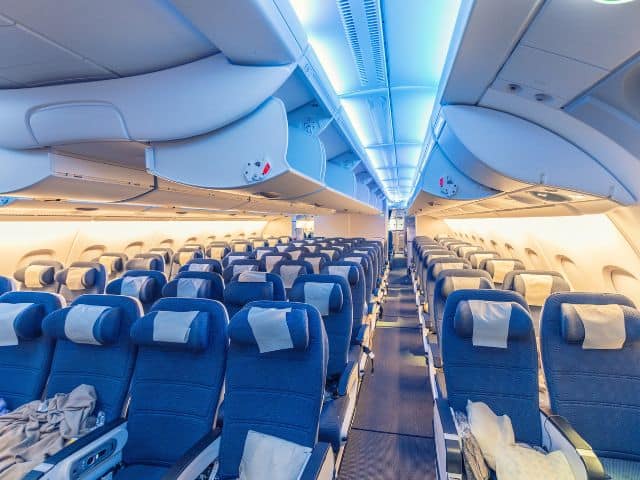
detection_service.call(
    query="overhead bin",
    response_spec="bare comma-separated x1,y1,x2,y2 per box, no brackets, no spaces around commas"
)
0,54,294,149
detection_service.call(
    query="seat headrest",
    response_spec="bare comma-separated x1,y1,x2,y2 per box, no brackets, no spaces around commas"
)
326,265,359,286
560,303,640,349
343,256,365,267
295,280,343,315
43,303,122,345
431,261,468,277
20,264,57,288
224,281,274,306
176,277,210,298
254,248,274,260
119,275,156,303
237,271,267,283
513,272,568,307
130,310,211,352
229,306,309,353
225,254,250,266
126,257,154,271
176,250,198,265
57,266,98,290
264,254,289,272
279,265,305,289
149,248,172,264
0,302,45,344
441,275,493,298
483,259,524,284
98,254,125,275
469,251,499,268
454,300,532,348
300,255,328,274
185,259,222,274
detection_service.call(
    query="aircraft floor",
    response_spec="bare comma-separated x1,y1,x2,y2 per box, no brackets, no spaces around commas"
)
339,266,436,479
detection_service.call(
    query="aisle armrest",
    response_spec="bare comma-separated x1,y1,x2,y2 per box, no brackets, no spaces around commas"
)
434,398,463,479
162,428,222,480
300,442,335,480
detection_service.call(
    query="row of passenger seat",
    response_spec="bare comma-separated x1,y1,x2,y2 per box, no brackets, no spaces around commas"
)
0,236,388,478
414,235,639,480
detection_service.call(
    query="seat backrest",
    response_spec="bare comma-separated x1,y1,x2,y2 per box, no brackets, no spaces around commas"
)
433,269,494,337
222,260,260,283
442,289,540,446
274,243,290,253
351,247,377,277
218,301,327,479
341,253,373,304
299,253,332,275
503,270,571,333
148,248,174,277
318,247,341,262
480,258,525,286
206,242,230,261
426,258,472,325
250,238,267,249
125,297,228,467
289,275,352,381
222,252,253,269
0,275,14,295
106,270,167,313
42,294,140,420
179,258,223,275
14,260,64,292
265,237,279,247
127,253,165,273
56,261,107,302
322,261,366,342
223,272,283,318
260,252,292,273
421,250,456,290
0,291,63,410
162,271,225,302
468,250,500,268
95,252,128,281
457,245,481,258
278,236,291,244
540,292,640,461
271,260,313,295
253,247,276,263
173,247,204,273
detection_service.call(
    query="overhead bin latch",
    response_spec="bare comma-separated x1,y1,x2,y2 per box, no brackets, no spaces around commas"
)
244,157,272,183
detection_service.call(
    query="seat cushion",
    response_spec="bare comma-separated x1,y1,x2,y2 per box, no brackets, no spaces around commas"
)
114,464,168,480
601,457,640,480
319,395,349,452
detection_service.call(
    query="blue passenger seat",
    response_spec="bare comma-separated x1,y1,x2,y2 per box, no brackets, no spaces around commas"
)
106,270,167,313
14,259,64,292
223,271,286,317
56,261,107,302
162,271,225,302
126,254,165,273
179,258,223,275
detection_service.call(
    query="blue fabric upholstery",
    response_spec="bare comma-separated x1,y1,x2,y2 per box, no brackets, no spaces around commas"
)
231,271,286,301
223,280,276,318
0,276,13,295
322,262,366,343
179,258,223,275
14,260,64,293
341,253,373,306
114,464,167,480
441,289,540,446
221,252,254,268
162,271,225,302
541,292,640,462
217,301,327,479
479,258,526,284
420,250,455,293
56,261,107,302
253,247,276,262
299,253,332,275
425,258,472,328
286,246,311,261
601,457,640,480
126,254,165,273
206,242,231,261
42,294,140,421
122,297,228,469
95,252,128,280
230,240,252,253
173,247,204,271
272,259,314,275
229,306,309,352
0,291,62,410
433,269,493,338
289,275,353,381
318,395,348,452
148,248,174,278
106,270,166,313
222,260,260,283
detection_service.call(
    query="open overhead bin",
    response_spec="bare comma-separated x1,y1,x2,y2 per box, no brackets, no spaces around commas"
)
409,105,635,217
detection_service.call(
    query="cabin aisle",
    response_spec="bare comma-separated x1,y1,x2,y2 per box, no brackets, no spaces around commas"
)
339,259,436,479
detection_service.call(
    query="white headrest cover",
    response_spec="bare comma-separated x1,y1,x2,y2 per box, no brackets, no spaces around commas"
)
320,250,335,259
469,300,512,349
280,265,303,289
289,250,303,260
451,277,481,291
232,243,247,253
121,276,148,299
571,304,626,350
516,274,553,307
99,255,120,275
209,247,225,260
153,310,197,344
328,265,352,283
489,260,515,284
303,282,334,316
306,257,322,274
0,303,31,346
265,255,283,272
255,249,269,260
459,246,480,257
276,245,289,253
178,251,195,266
188,263,210,272
433,263,464,277
66,267,92,291
177,278,206,298
65,304,110,345
25,264,50,288
470,253,496,268
248,307,293,353
233,264,256,275
238,271,267,283
344,256,362,265
227,255,245,266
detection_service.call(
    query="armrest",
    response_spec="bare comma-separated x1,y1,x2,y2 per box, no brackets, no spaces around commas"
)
300,442,335,480
354,324,369,347
162,428,222,480
542,414,607,480
428,334,442,368
24,419,128,480
434,369,447,400
337,361,359,397
433,398,463,478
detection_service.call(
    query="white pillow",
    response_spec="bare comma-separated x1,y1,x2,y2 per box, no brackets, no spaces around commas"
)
496,444,574,480
467,400,515,470
239,430,312,480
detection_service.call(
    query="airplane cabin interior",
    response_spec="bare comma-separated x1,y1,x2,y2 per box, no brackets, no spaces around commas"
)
0,1,638,479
